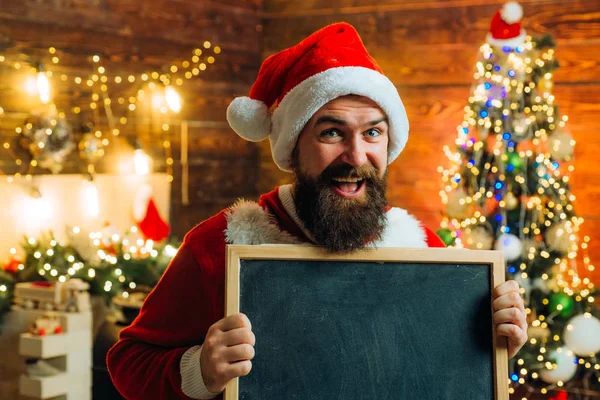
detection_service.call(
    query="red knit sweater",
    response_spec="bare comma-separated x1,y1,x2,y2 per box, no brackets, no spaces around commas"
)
107,187,445,399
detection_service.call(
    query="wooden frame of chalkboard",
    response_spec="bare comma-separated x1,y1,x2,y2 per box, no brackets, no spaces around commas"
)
225,245,508,400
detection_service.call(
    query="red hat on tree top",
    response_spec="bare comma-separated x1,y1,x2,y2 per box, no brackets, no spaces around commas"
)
487,1,527,48
226,22,409,172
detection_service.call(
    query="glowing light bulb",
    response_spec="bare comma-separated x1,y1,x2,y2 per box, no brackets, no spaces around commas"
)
133,143,152,175
37,71,51,104
165,86,182,113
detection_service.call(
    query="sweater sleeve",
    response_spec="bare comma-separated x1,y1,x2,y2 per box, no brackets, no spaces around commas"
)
107,221,227,400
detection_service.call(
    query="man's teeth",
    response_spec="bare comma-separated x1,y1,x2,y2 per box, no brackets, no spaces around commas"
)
333,177,363,183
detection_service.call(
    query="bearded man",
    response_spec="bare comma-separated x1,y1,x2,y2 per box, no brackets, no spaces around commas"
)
108,22,527,399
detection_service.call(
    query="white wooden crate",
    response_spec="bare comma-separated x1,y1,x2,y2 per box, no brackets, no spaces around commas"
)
20,330,92,358
19,371,91,399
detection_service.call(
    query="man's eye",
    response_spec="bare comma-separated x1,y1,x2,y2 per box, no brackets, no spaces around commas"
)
365,129,381,137
321,129,341,138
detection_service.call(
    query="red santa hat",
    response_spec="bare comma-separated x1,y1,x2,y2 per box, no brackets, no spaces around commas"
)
487,2,527,48
133,184,170,242
226,22,409,172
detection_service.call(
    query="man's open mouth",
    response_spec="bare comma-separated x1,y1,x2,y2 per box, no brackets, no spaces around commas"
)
331,177,366,195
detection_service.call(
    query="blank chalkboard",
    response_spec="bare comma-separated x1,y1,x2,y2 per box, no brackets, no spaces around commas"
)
225,245,508,400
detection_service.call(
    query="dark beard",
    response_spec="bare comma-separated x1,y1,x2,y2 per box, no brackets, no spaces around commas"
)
293,163,388,254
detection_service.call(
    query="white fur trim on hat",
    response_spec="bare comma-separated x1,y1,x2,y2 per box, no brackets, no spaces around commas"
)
227,96,271,141
501,2,523,24
486,30,527,49
270,66,409,171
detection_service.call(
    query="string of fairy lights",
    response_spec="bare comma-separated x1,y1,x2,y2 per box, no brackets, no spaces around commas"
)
0,41,222,182
0,42,221,304
438,35,599,395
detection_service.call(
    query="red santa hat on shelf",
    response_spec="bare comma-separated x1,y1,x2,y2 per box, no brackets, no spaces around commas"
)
226,22,409,172
487,1,527,48
133,184,170,242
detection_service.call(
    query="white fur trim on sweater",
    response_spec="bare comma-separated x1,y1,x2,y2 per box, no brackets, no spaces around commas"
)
371,207,427,248
270,66,409,171
225,185,426,248
224,199,301,245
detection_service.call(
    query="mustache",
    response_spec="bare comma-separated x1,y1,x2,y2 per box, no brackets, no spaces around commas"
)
319,163,381,182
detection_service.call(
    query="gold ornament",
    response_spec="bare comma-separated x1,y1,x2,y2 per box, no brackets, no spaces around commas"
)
548,130,575,161
446,189,471,220
464,225,494,250
538,78,553,93
546,221,578,254
527,325,550,340
505,192,519,210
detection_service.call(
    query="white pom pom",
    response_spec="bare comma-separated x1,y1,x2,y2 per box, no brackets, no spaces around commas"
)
226,96,271,142
501,2,523,24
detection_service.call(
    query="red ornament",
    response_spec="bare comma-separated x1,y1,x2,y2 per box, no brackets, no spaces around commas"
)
550,390,568,400
2,258,22,274
485,197,499,214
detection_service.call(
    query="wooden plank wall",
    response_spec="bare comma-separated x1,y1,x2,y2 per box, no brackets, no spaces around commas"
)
259,0,600,284
0,0,262,239
0,0,599,286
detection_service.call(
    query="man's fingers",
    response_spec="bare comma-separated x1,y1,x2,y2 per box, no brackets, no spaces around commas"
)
492,291,525,313
223,327,256,346
223,344,255,362
215,360,253,384
213,313,252,332
492,280,520,299
497,323,527,345
494,307,527,330
226,360,253,380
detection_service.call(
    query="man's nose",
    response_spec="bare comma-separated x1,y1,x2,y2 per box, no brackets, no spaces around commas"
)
340,136,368,168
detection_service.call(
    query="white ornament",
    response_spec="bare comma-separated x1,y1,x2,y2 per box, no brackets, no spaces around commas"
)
563,314,600,356
539,347,578,384
464,226,494,250
548,130,575,161
546,221,578,254
494,233,522,261
446,189,471,220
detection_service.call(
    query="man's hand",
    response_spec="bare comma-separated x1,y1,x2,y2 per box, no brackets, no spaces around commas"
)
492,280,528,359
200,313,255,393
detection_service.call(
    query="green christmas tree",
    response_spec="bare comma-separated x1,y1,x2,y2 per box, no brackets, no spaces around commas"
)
438,3,599,397
0,225,180,323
